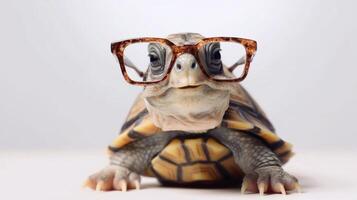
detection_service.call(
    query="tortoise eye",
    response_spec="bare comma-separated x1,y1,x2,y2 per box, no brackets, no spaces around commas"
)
148,43,166,76
149,54,159,62
203,42,223,75
121,41,172,83
212,50,221,60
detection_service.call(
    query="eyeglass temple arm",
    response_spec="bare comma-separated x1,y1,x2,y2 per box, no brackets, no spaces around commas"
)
228,56,246,72
124,56,144,77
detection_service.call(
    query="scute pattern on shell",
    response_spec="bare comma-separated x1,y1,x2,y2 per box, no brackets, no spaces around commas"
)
148,136,244,184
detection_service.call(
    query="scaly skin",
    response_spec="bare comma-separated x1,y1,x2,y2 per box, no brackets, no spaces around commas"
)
210,128,300,195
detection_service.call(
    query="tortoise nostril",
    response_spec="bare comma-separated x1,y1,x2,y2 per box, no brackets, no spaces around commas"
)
191,62,196,69
176,64,182,70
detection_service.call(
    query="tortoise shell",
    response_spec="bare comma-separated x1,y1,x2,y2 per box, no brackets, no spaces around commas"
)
108,84,293,184
147,136,244,185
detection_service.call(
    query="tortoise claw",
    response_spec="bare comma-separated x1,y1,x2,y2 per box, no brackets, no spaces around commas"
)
295,183,302,193
118,180,127,192
82,179,93,189
134,180,141,190
95,181,104,191
258,182,267,195
277,183,286,195
241,180,248,194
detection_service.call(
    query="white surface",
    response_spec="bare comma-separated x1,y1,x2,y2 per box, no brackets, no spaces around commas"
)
1,0,357,150
1,149,356,200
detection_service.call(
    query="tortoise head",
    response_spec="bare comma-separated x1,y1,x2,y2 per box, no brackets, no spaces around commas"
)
143,33,240,132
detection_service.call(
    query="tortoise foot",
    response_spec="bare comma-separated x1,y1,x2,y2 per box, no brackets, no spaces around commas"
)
84,165,141,192
241,166,300,195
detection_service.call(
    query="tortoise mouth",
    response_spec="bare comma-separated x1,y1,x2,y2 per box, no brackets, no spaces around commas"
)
177,85,201,89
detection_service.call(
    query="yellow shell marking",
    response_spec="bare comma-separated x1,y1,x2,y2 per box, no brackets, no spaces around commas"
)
184,138,207,162
159,139,186,164
226,120,254,130
110,125,134,149
206,138,230,161
132,116,161,136
151,157,178,181
224,108,254,130
182,163,221,182
275,142,293,154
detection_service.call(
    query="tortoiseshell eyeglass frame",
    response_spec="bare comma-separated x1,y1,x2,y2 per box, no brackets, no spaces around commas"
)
111,37,257,86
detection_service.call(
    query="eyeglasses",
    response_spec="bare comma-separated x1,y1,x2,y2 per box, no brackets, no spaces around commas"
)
111,37,257,86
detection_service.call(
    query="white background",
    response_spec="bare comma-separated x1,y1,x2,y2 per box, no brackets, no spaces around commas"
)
1,0,357,151
1,0,357,199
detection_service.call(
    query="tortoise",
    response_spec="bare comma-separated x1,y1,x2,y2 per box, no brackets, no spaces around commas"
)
84,33,300,195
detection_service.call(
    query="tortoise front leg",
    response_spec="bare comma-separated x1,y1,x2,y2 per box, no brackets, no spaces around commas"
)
210,128,300,195
84,132,177,192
